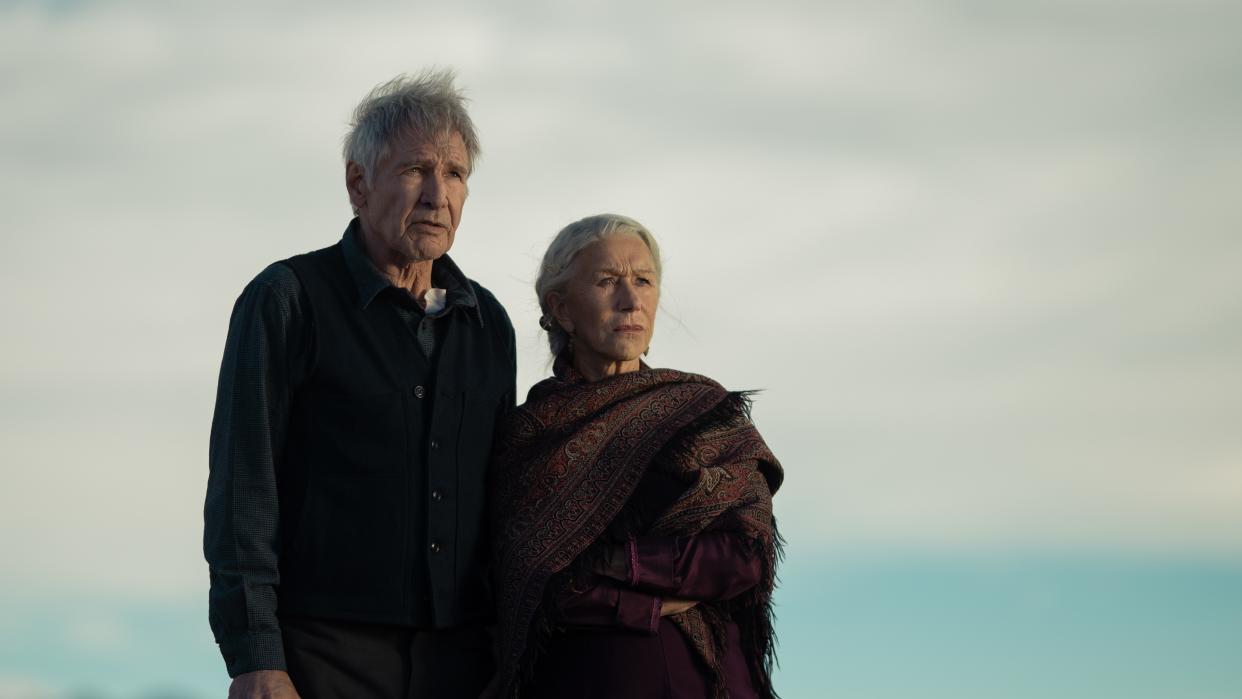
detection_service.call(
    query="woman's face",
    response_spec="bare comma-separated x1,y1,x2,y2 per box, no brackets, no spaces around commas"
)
549,234,659,380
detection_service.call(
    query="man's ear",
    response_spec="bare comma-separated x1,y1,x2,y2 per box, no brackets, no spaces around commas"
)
345,161,368,212
547,291,574,335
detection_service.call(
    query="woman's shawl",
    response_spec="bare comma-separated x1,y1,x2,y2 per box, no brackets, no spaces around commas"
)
490,358,784,698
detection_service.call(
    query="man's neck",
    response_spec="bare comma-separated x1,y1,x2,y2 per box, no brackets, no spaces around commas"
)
358,234,437,304
383,260,436,304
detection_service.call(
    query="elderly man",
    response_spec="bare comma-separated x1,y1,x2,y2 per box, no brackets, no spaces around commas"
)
205,70,515,699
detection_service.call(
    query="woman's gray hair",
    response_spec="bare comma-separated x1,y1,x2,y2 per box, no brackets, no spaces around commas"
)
342,69,481,190
535,213,663,357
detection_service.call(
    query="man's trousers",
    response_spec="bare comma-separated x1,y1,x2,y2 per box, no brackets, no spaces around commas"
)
280,615,495,699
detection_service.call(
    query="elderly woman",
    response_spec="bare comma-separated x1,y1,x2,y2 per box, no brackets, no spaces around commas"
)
489,214,784,698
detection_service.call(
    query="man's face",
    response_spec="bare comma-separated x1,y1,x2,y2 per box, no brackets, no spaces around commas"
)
348,129,470,266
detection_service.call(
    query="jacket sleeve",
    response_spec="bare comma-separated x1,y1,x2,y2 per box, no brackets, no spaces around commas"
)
554,579,662,635
556,530,764,633
618,530,763,601
203,263,307,677
499,302,517,412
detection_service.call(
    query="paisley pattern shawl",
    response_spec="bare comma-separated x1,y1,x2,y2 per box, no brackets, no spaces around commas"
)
490,357,784,698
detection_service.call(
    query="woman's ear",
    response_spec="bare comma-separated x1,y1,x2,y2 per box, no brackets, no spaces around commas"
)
546,291,574,335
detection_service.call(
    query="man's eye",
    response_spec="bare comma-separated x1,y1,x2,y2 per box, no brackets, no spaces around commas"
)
636,277,653,286
598,277,617,286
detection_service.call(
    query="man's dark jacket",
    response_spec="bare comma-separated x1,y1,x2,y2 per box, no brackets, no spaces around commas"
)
205,224,516,677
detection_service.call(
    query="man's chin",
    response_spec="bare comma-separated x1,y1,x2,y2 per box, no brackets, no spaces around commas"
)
398,242,451,263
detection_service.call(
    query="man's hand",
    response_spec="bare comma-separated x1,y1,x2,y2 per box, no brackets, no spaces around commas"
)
659,597,698,617
228,670,300,699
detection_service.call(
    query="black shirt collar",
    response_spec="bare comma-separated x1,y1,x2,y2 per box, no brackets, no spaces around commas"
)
340,218,482,325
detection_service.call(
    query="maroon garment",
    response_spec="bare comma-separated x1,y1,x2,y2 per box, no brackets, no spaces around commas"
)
532,531,763,698
490,360,783,698
554,531,764,633
527,618,758,699
554,578,661,633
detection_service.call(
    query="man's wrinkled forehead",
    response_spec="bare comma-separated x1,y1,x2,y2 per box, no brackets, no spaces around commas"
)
386,126,470,167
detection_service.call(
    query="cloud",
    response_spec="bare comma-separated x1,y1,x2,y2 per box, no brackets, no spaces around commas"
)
0,674,59,699
1,0,1241,601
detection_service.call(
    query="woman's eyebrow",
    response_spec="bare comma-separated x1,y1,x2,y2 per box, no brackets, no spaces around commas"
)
596,265,656,275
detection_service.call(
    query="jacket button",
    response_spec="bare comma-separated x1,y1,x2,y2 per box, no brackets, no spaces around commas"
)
413,385,425,398
431,489,443,502
430,439,439,449
430,542,442,554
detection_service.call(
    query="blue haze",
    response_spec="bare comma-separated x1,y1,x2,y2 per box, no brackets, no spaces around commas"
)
3,554,1240,698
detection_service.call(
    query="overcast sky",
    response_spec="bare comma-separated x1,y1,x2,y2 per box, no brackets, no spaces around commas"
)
4,0,1242,593
1,1,1241,694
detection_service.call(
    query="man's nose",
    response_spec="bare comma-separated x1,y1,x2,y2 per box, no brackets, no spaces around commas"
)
418,172,447,208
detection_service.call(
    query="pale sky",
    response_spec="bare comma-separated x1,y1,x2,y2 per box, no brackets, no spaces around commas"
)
4,0,1242,592
1,1,1241,694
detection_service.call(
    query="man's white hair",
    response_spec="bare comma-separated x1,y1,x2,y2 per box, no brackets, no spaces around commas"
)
342,68,481,192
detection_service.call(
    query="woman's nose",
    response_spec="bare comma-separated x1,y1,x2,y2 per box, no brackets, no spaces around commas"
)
616,280,643,310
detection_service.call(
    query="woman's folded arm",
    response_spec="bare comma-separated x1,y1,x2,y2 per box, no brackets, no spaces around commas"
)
554,579,662,634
